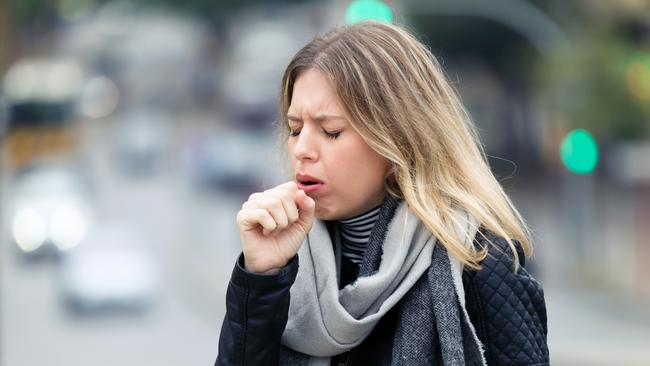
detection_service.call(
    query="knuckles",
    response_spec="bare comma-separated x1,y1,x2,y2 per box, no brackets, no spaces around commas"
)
235,210,246,226
238,182,302,231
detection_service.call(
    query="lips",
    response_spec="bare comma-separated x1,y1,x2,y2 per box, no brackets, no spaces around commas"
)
296,174,323,184
296,173,324,194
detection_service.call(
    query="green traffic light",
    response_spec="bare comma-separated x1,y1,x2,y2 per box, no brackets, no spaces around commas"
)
346,0,393,25
560,129,599,174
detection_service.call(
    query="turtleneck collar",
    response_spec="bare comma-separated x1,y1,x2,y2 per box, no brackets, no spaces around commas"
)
336,203,383,265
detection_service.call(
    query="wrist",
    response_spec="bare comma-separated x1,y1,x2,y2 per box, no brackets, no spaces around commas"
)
247,266,282,275
244,260,284,275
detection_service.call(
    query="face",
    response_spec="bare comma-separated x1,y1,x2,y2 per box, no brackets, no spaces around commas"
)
287,68,390,220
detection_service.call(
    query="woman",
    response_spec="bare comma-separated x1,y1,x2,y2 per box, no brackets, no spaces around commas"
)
217,21,548,366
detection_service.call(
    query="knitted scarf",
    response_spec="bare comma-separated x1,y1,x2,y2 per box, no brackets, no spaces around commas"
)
279,197,487,365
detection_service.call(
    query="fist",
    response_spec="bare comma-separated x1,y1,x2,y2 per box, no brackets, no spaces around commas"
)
235,181,316,274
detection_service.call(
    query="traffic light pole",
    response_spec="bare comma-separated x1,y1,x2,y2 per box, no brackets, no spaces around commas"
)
561,170,595,282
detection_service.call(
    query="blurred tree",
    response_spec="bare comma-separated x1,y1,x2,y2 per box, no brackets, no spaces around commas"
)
535,33,649,142
8,0,52,23
0,0,11,72
532,0,650,143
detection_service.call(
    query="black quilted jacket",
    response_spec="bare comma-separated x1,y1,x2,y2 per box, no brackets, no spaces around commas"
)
463,230,549,366
216,229,549,366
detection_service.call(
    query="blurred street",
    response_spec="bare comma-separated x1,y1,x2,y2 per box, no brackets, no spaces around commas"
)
1,112,240,365
2,1,650,365
511,182,650,365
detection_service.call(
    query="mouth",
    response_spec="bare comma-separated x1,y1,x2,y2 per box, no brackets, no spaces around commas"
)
299,180,319,186
296,174,324,193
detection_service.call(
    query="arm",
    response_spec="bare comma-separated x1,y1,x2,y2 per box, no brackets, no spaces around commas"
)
217,181,313,365
463,231,549,366
216,254,299,366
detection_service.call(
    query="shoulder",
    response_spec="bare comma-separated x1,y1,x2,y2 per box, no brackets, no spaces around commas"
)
463,229,544,309
473,229,526,269
462,229,550,365
463,229,545,315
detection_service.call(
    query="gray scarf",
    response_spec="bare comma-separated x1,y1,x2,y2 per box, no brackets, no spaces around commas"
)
279,198,486,366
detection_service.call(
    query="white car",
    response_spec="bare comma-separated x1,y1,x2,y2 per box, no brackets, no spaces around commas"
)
59,223,158,313
7,164,93,257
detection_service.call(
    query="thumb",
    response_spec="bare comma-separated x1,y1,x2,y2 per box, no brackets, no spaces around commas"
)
296,190,316,227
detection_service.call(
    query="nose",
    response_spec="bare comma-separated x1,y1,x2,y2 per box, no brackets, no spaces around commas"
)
290,126,318,162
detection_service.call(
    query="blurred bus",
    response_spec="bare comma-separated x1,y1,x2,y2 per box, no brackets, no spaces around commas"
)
2,58,83,170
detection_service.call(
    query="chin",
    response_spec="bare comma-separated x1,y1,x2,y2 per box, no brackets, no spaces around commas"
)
314,209,329,221
314,205,338,221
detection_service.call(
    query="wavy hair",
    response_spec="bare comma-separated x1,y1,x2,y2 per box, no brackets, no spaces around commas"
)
279,21,532,270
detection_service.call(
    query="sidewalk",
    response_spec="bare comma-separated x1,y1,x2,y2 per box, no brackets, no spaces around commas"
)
546,286,650,365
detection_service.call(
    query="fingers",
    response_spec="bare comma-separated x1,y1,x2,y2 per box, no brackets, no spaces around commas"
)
236,208,277,234
247,181,298,202
276,187,300,223
243,197,289,232
239,181,305,235
275,181,301,191
295,189,316,225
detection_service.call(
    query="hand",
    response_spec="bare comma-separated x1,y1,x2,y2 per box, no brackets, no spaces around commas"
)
236,181,316,274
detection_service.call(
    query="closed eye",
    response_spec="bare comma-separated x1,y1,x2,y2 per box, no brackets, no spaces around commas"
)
325,130,341,139
289,129,342,140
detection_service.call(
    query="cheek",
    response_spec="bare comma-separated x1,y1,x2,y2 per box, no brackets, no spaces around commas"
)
329,140,388,186
324,143,358,178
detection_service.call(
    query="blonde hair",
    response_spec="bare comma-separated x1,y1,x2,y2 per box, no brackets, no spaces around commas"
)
279,21,532,270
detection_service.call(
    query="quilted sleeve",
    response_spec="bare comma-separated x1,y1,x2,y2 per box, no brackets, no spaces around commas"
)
462,231,550,366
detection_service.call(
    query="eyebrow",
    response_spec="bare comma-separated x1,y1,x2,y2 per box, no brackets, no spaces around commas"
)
286,114,346,123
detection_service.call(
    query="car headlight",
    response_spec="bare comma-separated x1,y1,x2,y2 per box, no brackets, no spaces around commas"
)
12,207,48,252
50,205,87,251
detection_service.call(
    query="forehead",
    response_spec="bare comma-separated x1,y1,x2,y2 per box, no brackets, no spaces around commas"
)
288,69,344,116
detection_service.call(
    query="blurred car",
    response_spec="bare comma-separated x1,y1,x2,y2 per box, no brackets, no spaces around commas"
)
6,163,93,258
111,109,172,177
187,129,284,196
59,223,158,313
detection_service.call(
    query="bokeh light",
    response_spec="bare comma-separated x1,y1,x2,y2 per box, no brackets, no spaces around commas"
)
560,129,599,174
346,0,393,24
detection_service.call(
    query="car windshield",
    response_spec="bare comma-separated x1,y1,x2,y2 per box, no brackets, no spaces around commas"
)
14,167,85,196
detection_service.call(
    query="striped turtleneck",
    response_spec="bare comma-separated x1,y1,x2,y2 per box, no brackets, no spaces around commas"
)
336,204,382,265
